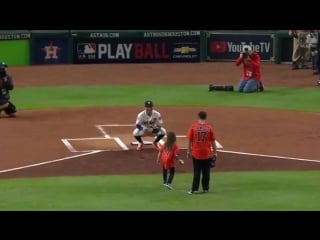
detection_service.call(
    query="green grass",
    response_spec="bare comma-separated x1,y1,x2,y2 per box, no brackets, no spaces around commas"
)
13,85,320,112
0,171,320,210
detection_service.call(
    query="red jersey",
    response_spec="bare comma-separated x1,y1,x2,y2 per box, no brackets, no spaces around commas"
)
159,143,180,169
187,122,215,160
235,51,262,85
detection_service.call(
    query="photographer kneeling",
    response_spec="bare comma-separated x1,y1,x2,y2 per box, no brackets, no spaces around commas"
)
236,45,264,93
0,62,16,117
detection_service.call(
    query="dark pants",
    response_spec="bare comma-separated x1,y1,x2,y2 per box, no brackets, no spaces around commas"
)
163,167,175,184
0,100,16,115
191,157,211,192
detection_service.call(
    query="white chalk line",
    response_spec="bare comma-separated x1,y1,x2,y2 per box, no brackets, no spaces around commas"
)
0,151,102,174
218,149,320,163
2,124,318,174
1,149,319,175
68,124,223,152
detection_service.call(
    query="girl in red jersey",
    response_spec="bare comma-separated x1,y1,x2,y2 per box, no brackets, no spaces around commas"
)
156,131,184,190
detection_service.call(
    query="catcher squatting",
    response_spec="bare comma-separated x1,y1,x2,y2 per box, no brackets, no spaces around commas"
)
132,100,166,151
0,62,16,117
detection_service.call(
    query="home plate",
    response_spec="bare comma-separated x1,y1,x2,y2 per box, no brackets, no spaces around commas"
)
130,139,165,146
130,141,153,145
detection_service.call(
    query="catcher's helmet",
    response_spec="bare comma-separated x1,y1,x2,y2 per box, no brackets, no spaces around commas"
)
0,62,8,68
144,100,154,107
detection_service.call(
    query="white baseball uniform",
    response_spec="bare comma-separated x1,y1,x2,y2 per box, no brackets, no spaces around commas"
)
132,110,166,136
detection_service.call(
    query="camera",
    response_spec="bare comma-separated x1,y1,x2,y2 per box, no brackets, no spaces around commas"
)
242,52,248,58
0,67,6,78
209,84,234,92
241,45,252,58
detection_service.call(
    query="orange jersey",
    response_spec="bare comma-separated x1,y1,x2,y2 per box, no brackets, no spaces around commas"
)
187,122,215,159
159,143,180,169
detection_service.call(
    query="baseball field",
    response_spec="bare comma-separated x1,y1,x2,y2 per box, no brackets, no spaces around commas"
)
0,62,320,210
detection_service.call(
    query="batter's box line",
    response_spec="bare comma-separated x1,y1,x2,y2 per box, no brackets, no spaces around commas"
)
61,137,129,152
95,124,135,138
95,124,223,149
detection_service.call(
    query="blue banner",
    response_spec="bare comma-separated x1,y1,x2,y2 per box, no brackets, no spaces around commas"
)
206,33,274,61
73,36,201,63
33,39,68,64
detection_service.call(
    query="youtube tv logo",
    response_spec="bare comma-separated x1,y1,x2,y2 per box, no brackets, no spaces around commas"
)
210,41,227,53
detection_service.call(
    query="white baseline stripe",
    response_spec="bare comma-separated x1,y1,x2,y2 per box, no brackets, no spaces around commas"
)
0,151,102,173
1,149,319,174
217,149,320,163
63,137,112,141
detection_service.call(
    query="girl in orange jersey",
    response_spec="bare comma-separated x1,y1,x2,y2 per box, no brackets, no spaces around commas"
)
156,131,184,190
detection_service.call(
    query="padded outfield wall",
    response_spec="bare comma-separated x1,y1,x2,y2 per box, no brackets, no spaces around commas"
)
0,30,31,66
0,30,292,66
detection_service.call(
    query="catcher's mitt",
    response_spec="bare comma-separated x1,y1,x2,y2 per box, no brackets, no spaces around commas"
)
210,155,217,168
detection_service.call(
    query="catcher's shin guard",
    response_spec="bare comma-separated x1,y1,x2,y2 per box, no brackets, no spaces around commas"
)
154,134,165,142
134,136,143,143
4,101,16,114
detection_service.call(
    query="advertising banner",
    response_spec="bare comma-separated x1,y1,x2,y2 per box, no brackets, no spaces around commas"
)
33,38,69,64
0,32,31,41
72,35,201,63
206,32,274,61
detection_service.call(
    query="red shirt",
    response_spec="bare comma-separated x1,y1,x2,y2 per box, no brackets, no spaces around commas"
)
235,51,262,85
187,122,215,160
159,143,180,169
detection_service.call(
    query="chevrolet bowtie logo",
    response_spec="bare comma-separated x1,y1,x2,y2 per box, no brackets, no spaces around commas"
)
173,46,196,54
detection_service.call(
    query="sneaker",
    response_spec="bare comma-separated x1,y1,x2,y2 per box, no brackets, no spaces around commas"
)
317,80,320,86
187,190,198,195
136,143,144,151
153,141,161,150
203,190,209,193
164,184,174,190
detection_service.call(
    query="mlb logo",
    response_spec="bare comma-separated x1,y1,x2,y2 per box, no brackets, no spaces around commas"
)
77,43,97,54
210,41,227,53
